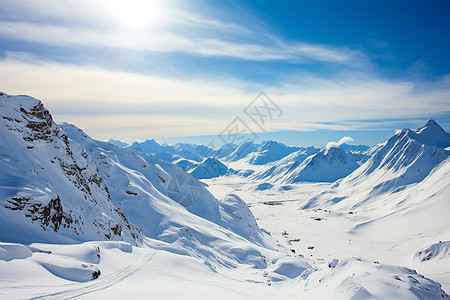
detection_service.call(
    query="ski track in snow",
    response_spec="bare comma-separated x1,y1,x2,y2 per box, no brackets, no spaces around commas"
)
29,250,156,300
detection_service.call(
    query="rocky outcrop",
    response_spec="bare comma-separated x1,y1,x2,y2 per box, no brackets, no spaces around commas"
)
0,92,141,244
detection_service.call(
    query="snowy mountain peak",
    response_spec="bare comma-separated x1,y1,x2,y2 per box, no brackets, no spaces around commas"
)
324,120,450,202
190,157,228,179
423,119,438,127
246,141,300,165
324,145,346,156
227,141,259,161
260,140,287,150
410,119,450,148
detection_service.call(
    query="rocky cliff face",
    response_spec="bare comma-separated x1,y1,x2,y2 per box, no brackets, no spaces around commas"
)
0,92,141,244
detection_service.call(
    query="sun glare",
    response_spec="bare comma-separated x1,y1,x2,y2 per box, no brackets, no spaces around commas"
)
106,0,167,29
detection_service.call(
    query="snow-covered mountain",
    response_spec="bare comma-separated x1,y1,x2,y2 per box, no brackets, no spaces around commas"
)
1,93,448,299
339,143,370,153
128,139,165,155
0,92,270,249
253,146,361,183
306,120,450,208
0,93,283,287
339,119,449,200
170,142,214,161
127,140,238,178
214,143,238,159
245,141,300,165
251,146,319,181
226,141,260,161
106,139,129,148
190,157,228,179
61,123,270,248
0,93,141,244
297,121,450,291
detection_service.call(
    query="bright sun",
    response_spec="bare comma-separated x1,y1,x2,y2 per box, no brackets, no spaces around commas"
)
106,0,167,29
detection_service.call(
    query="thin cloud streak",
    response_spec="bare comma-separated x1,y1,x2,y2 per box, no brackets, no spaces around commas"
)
1,57,450,141
0,20,359,63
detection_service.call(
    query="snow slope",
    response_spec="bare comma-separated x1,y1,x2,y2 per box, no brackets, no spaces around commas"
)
61,123,270,250
226,141,259,161
190,157,228,179
0,92,140,245
252,146,361,183
304,120,450,209
204,175,450,299
297,120,450,289
245,141,300,165
214,143,238,159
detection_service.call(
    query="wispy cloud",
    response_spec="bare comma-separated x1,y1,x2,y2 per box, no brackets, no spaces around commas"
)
0,20,360,63
1,56,450,141
0,0,364,65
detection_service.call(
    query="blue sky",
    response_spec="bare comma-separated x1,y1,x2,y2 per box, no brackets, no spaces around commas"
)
0,0,449,147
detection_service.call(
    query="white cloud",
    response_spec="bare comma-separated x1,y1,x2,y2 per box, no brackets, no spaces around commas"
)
0,0,365,65
1,57,450,141
326,137,354,149
0,20,360,63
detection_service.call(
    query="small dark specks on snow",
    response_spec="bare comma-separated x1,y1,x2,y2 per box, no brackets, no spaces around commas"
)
91,269,101,280
308,246,315,250
314,217,322,221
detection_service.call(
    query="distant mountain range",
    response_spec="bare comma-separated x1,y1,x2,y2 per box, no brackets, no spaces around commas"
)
118,138,375,182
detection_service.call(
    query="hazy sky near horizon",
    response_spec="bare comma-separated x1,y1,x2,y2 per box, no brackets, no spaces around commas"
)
0,0,449,146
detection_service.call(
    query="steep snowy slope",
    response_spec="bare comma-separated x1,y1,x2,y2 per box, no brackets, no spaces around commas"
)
214,143,238,159
0,93,140,244
245,141,300,165
252,146,361,183
61,124,270,249
304,120,450,209
190,157,228,179
339,143,371,165
299,121,450,278
348,120,450,193
252,146,319,182
346,155,450,238
227,141,259,162
282,147,361,183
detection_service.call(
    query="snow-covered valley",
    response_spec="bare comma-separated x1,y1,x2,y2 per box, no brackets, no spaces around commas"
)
205,176,450,294
1,92,449,299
